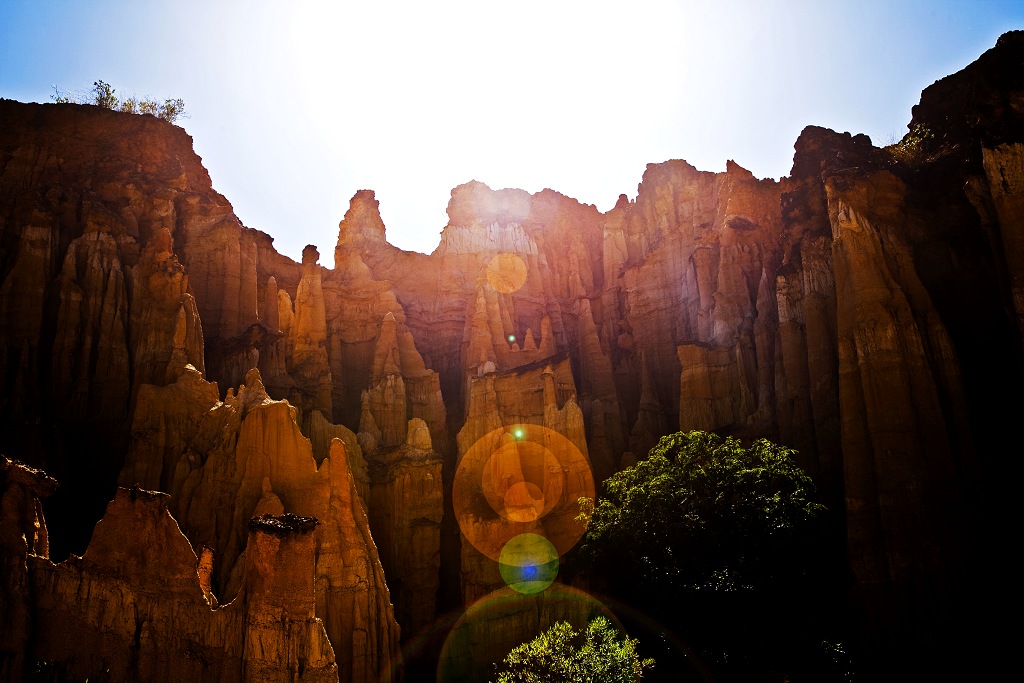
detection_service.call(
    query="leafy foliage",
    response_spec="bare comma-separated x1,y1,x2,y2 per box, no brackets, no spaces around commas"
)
574,431,846,681
91,79,118,109
492,617,653,683
50,79,187,123
578,430,824,597
157,97,186,122
885,123,936,164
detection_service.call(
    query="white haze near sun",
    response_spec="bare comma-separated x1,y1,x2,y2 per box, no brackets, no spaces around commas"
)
1,0,1023,264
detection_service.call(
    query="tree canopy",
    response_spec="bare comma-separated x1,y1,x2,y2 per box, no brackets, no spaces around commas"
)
491,616,653,683
577,430,825,597
574,431,849,681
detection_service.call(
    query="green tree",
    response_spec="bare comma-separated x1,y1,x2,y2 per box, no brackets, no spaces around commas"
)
492,617,653,683
578,430,824,596
575,431,844,681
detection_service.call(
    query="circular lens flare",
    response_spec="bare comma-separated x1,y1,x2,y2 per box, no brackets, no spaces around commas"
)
437,584,621,683
499,533,558,594
503,481,545,522
486,253,528,293
480,439,563,522
453,425,594,563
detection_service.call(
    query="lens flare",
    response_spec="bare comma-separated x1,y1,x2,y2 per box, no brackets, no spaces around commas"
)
437,584,621,683
486,253,528,293
498,533,558,594
480,439,563,522
503,481,545,522
453,424,594,563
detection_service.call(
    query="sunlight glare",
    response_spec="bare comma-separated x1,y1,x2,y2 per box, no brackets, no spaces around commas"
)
284,1,695,253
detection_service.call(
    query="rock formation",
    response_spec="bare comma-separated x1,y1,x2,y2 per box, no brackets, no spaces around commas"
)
351,311,446,639
365,418,443,638
289,245,333,416
0,456,57,682
121,367,401,682
1,458,337,683
2,29,1023,683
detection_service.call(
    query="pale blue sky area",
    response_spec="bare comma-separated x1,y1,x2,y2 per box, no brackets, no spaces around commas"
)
2,0,1022,262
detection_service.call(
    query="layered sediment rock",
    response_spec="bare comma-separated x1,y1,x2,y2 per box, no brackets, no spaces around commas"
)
120,368,400,682
0,456,58,682
1,461,337,683
289,245,333,416
365,418,443,638
2,29,1023,683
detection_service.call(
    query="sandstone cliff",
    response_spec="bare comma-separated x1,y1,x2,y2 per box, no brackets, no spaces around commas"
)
1,29,1022,683
1,458,337,683
120,368,401,682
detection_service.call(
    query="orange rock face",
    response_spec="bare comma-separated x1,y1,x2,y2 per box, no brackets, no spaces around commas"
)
1,464,337,683
120,367,400,682
0,456,57,682
450,356,595,677
365,418,443,638
2,30,1024,683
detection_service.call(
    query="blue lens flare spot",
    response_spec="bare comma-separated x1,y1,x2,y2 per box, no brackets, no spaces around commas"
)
499,533,558,594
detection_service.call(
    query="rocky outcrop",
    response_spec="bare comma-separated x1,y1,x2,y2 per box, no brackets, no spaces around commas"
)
119,368,400,682
2,459,339,683
0,101,238,556
289,246,333,416
130,228,206,395
365,418,443,638
455,356,593,605
982,143,1024,338
49,228,132,421
0,456,58,683
242,513,338,683
824,171,970,655
351,310,446,639
35,491,336,682
0,218,53,422
2,30,1024,683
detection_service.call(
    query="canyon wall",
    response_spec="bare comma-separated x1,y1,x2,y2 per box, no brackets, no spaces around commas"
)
2,30,1022,682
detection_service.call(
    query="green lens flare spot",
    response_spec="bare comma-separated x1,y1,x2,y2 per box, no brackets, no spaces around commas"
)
499,533,558,594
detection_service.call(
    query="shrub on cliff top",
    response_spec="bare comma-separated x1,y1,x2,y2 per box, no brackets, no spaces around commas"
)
51,79,186,124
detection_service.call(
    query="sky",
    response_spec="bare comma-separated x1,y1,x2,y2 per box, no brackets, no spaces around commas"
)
2,1,1023,264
